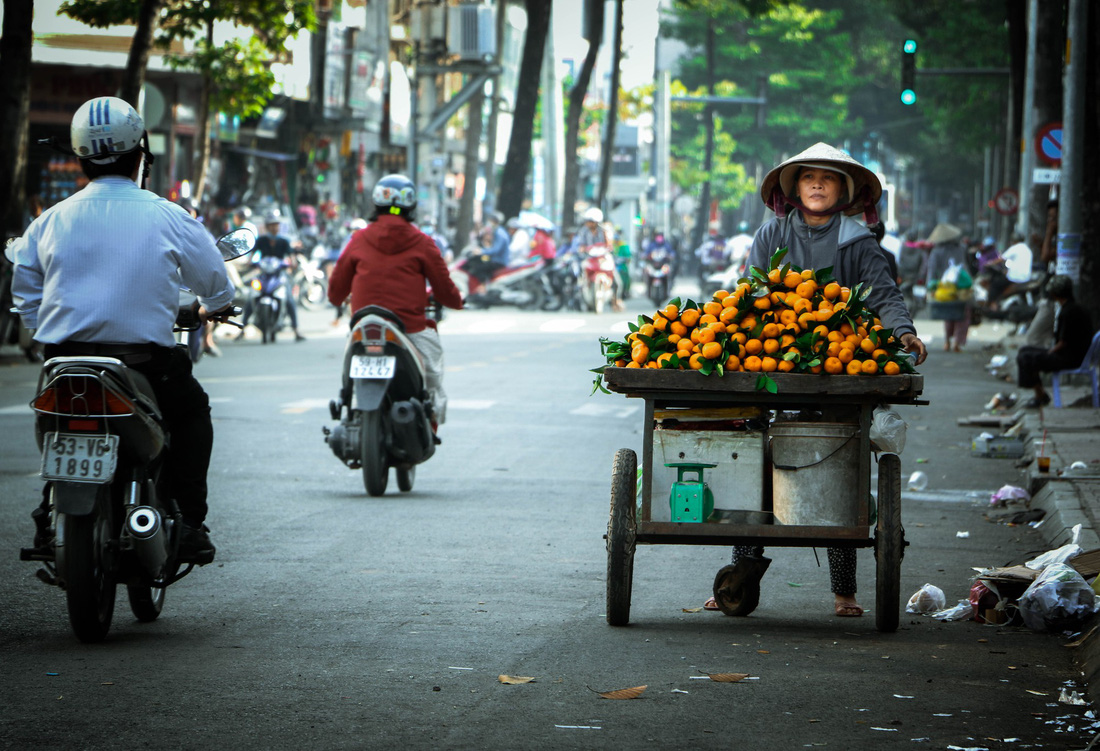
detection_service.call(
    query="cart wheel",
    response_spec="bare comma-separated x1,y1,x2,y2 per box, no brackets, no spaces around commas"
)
606,448,637,627
875,453,905,633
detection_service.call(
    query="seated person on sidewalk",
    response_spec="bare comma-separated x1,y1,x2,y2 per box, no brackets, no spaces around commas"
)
1015,275,1095,408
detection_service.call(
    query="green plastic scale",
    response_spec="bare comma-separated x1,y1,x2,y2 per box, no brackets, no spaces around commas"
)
666,462,716,523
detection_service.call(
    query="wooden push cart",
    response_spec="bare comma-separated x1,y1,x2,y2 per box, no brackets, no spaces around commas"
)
602,368,925,633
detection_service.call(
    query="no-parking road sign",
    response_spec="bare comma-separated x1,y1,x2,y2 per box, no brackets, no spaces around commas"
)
993,188,1019,216
1035,122,1063,167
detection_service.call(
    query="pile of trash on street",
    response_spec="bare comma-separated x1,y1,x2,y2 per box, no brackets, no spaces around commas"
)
907,512,1100,631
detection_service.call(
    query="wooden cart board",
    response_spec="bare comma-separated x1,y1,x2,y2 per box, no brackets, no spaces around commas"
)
603,367,923,403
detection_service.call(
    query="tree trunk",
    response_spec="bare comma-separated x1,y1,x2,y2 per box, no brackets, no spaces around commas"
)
691,24,717,258
0,0,33,236
482,1,508,216
597,0,623,213
192,20,214,206
456,84,485,253
562,1,604,231
496,0,552,219
120,0,165,107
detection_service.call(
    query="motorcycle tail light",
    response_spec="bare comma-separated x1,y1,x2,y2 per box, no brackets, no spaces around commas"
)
32,376,135,417
67,419,102,431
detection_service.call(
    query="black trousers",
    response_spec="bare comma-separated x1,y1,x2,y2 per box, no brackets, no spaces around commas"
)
1016,345,1073,388
733,545,857,595
43,343,213,524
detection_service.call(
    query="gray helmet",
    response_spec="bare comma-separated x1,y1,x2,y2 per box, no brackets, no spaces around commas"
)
372,174,417,217
1045,275,1074,300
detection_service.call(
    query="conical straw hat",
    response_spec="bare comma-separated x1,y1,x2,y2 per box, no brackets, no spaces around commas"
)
760,143,882,217
926,223,962,244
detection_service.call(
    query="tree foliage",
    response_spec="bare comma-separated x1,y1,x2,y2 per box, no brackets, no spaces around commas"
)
662,0,1009,216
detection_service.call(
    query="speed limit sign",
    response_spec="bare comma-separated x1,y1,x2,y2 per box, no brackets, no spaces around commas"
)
993,188,1019,216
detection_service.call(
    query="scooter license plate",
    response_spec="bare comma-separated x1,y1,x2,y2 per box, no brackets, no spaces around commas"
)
350,355,396,380
41,432,119,483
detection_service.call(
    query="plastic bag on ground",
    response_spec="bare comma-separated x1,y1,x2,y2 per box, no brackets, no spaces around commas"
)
1026,543,1085,572
870,406,907,454
930,600,975,621
1017,563,1099,631
906,583,947,614
990,485,1030,506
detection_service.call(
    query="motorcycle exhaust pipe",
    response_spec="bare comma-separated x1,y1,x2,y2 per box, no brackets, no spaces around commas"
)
122,506,168,577
389,399,433,464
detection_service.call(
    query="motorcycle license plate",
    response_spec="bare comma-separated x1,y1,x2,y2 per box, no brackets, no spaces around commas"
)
41,432,119,483
350,355,396,380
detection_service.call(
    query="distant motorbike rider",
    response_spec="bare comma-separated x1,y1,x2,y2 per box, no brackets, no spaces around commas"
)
505,218,532,265
239,214,305,341
725,222,754,275
327,174,464,429
571,207,609,250
419,218,453,263
465,212,511,284
9,95,235,561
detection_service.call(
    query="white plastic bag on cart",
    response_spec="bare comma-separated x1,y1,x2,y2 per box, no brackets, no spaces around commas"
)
1017,563,1099,631
870,406,907,454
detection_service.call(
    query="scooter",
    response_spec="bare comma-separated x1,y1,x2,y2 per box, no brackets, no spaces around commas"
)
578,243,616,314
248,255,291,344
323,305,438,496
14,228,252,643
450,247,547,310
644,248,673,307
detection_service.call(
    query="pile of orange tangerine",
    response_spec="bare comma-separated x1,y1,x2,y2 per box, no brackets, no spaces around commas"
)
601,262,915,378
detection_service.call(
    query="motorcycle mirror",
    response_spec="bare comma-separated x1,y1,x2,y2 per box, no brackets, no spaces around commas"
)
216,228,256,261
3,237,18,264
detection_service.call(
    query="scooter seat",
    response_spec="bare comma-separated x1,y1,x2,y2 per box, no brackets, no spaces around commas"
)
349,305,406,332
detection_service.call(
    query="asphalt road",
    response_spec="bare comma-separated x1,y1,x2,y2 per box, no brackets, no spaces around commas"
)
0,298,1096,749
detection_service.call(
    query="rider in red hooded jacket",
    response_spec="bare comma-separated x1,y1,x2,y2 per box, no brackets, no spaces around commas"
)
328,174,463,427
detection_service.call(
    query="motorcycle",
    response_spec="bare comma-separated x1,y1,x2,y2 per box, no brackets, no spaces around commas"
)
644,248,673,308
323,306,438,496
294,244,329,311
578,243,616,314
14,228,253,643
449,247,547,310
248,255,291,344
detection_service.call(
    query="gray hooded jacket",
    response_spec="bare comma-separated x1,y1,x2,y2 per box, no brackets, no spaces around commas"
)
746,211,915,338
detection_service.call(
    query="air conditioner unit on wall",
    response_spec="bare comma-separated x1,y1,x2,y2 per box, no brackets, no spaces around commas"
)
446,4,495,61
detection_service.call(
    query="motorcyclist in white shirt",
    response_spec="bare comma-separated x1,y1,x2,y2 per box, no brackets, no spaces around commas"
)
9,96,236,562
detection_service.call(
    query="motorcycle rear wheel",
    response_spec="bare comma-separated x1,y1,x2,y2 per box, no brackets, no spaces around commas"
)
59,487,116,643
127,581,166,622
360,409,389,496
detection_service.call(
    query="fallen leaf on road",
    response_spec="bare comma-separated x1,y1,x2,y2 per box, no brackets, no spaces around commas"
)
598,685,647,700
498,675,535,684
709,673,750,682
682,607,703,613
757,650,770,654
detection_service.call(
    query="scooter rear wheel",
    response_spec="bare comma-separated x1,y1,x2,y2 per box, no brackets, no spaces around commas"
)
397,466,415,492
360,409,389,496
59,486,116,643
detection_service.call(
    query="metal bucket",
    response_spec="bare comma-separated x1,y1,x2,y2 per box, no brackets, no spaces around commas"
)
770,422,859,526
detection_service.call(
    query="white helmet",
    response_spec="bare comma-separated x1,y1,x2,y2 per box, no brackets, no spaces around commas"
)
71,96,145,164
582,207,603,223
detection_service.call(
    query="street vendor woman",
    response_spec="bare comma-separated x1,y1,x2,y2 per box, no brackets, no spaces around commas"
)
707,143,928,618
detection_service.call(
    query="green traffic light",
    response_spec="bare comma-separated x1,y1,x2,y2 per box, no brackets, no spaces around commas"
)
900,89,917,105
903,39,917,54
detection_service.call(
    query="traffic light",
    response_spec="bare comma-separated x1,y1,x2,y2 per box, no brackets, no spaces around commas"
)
900,39,917,105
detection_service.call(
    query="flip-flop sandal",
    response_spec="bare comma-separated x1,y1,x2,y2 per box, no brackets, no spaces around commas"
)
834,602,864,617
703,597,720,611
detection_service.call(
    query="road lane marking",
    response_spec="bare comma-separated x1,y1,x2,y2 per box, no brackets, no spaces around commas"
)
539,318,586,332
280,398,332,414
450,399,495,410
570,403,640,419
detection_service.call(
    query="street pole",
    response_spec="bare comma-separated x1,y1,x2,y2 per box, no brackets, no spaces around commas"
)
1057,0,1085,285
1016,0,1038,241
655,69,671,237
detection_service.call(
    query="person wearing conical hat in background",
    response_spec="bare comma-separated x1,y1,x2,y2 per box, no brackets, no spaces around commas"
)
925,222,971,352
710,143,928,620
